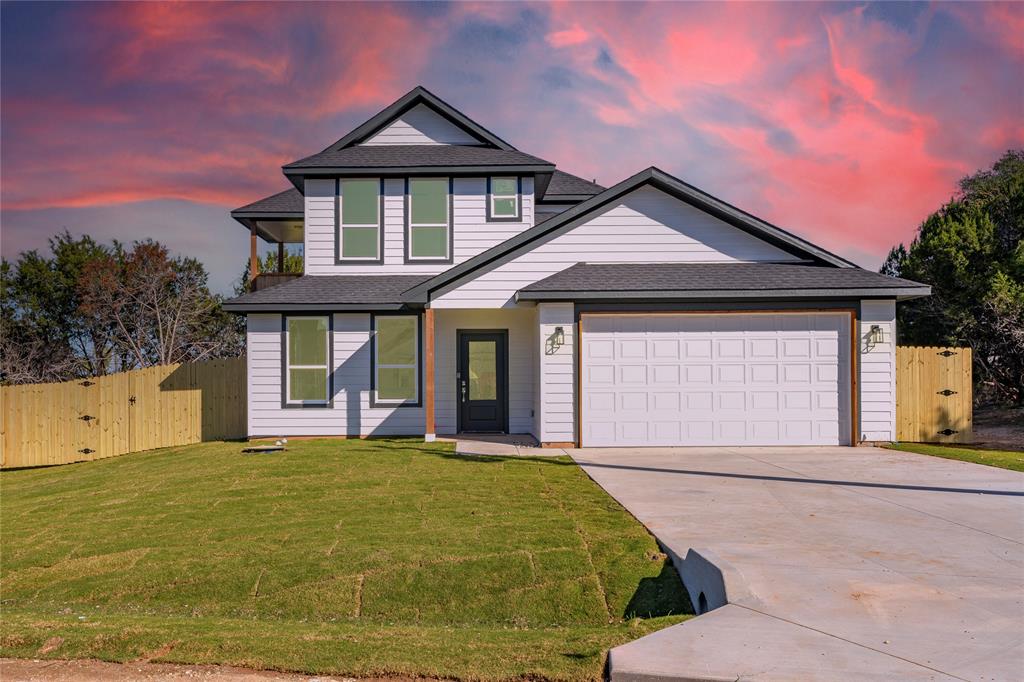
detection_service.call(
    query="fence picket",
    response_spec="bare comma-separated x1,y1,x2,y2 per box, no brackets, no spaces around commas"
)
1,358,246,468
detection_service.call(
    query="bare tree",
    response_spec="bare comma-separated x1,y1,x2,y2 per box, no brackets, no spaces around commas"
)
78,240,242,368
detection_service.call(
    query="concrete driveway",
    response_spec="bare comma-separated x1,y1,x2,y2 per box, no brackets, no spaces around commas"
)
570,446,1024,681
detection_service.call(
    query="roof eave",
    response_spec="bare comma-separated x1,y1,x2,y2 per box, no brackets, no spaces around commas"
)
283,164,555,176
222,302,410,314
515,286,932,302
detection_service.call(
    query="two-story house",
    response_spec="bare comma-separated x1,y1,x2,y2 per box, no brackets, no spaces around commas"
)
224,86,929,447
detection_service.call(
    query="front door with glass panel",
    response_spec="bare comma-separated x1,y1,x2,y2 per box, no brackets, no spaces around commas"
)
457,331,508,433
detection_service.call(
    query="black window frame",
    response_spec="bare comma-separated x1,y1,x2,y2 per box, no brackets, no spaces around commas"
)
404,177,454,264
369,311,423,408
486,176,522,222
335,177,385,265
280,313,334,409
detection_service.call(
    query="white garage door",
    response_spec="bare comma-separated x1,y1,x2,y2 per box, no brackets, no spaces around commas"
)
580,313,851,446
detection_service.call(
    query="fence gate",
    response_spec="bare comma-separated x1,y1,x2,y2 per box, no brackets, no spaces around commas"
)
895,346,972,443
1,358,246,469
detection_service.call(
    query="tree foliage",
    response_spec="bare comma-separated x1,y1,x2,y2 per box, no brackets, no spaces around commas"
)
2,233,242,384
882,150,1024,404
234,249,304,296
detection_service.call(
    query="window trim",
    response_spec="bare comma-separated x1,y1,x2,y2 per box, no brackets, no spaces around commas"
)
281,314,333,408
486,176,522,222
404,177,454,264
336,177,384,265
370,312,422,408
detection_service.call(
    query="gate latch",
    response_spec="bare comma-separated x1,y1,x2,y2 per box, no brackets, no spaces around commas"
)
937,428,959,436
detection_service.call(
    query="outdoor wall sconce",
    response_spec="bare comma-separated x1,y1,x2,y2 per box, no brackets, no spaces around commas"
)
545,326,566,355
863,324,884,352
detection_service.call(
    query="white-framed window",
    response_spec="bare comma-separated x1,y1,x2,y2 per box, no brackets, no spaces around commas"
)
286,316,330,405
489,177,519,219
407,177,449,260
373,315,419,405
339,178,381,260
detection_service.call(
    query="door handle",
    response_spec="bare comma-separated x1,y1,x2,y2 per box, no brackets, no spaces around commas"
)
460,380,467,403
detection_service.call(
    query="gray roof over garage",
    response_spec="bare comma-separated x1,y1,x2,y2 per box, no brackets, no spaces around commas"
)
516,262,931,301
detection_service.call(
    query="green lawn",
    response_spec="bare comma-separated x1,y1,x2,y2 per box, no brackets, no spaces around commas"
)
0,439,691,680
884,442,1024,472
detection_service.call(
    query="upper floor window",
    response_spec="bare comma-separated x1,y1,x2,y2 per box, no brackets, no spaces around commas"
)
407,178,451,262
487,177,520,221
338,178,381,262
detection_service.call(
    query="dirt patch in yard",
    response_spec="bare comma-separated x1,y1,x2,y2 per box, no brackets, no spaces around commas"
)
973,405,1024,451
0,658,431,682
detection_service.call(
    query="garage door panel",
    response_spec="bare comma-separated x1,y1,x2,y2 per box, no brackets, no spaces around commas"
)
581,312,850,447
715,339,744,358
618,339,647,359
652,365,681,384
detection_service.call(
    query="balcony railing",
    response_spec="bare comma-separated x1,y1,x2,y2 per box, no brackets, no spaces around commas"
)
251,273,302,292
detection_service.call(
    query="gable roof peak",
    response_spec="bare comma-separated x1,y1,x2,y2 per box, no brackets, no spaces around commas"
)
322,86,517,153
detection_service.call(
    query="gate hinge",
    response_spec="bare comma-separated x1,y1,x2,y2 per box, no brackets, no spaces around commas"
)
79,448,95,455
80,380,95,387
937,389,957,396
79,414,96,422
937,428,959,436
937,350,957,357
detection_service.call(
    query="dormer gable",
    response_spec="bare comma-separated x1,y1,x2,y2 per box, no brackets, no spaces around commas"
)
361,103,484,146
321,86,515,152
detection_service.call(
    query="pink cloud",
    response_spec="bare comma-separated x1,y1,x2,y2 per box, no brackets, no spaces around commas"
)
3,0,1021,275
547,24,590,48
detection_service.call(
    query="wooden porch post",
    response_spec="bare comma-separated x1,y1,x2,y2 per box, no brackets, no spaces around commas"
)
424,307,435,442
277,242,285,273
249,224,260,284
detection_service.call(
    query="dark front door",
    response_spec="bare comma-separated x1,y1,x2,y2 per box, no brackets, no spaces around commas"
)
457,331,508,433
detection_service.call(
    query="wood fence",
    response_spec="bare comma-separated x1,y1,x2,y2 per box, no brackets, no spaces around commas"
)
896,346,972,443
1,358,246,469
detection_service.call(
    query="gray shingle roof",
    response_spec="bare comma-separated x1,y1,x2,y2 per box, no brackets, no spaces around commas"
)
284,145,553,171
232,188,303,216
517,263,930,300
545,170,604,197
223,275,430,312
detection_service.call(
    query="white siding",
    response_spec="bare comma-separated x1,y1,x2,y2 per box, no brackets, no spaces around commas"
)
433,308,536,436
434,186,802,308
247,313,424,437
538,303,576,444
304,177,534,276
361,104,482,146
859,299,897,441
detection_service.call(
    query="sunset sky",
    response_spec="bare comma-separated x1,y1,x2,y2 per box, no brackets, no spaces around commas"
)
2,1,1021,294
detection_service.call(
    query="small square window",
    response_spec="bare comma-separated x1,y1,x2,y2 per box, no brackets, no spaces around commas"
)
489,177,519,220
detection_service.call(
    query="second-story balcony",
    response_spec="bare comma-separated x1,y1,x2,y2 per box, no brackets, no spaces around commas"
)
251,272,302,292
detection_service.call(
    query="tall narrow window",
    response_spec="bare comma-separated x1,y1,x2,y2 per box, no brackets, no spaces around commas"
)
286,316,329,405
373,315,418,404
407,178,449,260
339,178,380,261
488,177,520,220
